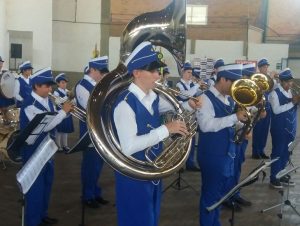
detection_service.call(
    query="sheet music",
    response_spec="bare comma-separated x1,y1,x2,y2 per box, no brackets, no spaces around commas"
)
25,115,56,145
16,135,58,194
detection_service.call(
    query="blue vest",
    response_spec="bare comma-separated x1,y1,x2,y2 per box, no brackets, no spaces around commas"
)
17,77,32,107
54,89,66,110
176,81,195,102
198,90,236,156
113,90,163,161
75,78,94,137
271,88,297,140
20,95,55,150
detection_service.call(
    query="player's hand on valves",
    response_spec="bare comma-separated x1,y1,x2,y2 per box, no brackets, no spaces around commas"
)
165,120,189,136
259,110,267,119
292,95,300,105
236,109,248,122
62,101,74,113
188,96,203,109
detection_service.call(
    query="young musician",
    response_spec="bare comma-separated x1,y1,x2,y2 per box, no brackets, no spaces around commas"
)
113,41,201,226
75,57,109,208
196,64,247,226
15,61,33,107
252,58,271,159
53,73,74,152
20,67,73,226
208,58,225,87
269,68,299,188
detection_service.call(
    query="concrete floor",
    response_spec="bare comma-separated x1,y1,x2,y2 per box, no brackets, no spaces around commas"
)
2,118,300,226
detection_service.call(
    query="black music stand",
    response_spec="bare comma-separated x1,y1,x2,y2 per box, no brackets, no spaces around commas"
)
163,168,199,194
261,165,300,220
207,158,278,226
288,141,297,169
66,131,90,154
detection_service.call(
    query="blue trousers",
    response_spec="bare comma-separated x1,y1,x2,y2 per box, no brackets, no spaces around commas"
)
22,148,54,226
270,133,290,182
115,172,162,226
199,154,233,226
252,109,271,156
81,147,104,200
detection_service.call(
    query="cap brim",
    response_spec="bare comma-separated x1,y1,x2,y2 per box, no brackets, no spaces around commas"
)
140,60,167,71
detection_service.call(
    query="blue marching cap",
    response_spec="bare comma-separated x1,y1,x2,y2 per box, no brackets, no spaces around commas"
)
19,61,33,72
192,67,201,78
182,62,193,71
125,41,166,74
88,56,109,72
279,68,293,81
217,64,242,81
214,58,225,69
257,58,269,67
55,73,68,83
242,63,256,77
30,67,55,86
83,65,90,74
0,56,4,62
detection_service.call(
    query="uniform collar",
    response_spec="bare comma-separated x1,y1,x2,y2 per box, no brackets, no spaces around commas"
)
180,78,192,85
129,83,157,103
210,85,231,105
58,87,66,94
278,83,292,97
83,74,96,86
20,74,30,83
31,91,50,110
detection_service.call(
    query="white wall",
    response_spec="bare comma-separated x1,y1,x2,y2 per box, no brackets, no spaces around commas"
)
52,0,102,72
0,0,9,68
248,43,289,71
6,0,52,70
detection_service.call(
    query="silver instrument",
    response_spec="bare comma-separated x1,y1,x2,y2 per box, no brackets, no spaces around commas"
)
86,0,197,180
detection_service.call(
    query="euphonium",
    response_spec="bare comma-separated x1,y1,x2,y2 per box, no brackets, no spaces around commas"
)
230,78,263,143
86,0,197,180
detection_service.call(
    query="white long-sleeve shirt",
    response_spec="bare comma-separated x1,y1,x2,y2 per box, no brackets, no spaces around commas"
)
114,83,193,156
176,79,201,99
75,74,96,109
196,85,238,133
269,84,294,115
24,92,67,145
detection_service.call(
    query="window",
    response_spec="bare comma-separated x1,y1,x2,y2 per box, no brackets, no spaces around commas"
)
186,5,208,25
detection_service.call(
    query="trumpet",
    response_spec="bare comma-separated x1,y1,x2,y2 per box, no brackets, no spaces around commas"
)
48,93,86,122
155,81,200,102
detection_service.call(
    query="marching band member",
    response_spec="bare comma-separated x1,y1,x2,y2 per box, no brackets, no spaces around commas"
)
113,41,201,226
208,58,225,87
15,61,33,107
176,62,203,170
75,57,109,208
53,73,74,152
20,67,73,226
161,67,170,87
196,64,247,226
269,68,299,188
252,58,271,159
0,56,15,124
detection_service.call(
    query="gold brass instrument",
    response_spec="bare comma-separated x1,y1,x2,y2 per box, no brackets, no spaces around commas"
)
155,81,200,102
232,73,274,143
48,93,86,122
230,78,263,143
86,0,197,180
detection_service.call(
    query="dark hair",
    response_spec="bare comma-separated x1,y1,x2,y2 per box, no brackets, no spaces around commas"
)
216,76,234,83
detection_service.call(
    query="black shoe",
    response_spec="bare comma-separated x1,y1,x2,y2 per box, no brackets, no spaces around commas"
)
84,199,100,208
280,177,296,186
260,153,269,159
95,197,109,205
222,201,242,212
42,217,58,224
63,146,70,152
251,154,261,159
270,180,283,189
57,148,64,153
234,196,252,206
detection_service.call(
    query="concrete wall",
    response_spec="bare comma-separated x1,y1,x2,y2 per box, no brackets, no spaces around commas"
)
52,0,102,72
0,0,9,68
6,0,52,70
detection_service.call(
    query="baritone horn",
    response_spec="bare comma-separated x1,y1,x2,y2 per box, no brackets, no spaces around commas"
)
86,0,197,180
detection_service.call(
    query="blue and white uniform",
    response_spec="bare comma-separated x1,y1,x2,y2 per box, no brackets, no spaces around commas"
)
196,64,242,226
269,71,297,183
20,68,67,226
15,61,33,107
